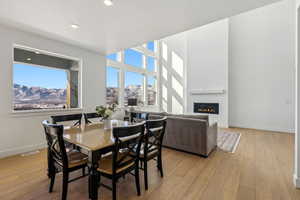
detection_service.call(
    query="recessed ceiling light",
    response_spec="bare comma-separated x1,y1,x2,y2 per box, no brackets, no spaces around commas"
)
27,58,31,61
104,0,113,6
35,51,40,54
70,24,80,29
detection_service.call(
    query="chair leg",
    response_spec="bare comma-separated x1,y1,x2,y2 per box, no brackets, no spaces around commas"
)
135,165,141,196
82,167,85,176
47,151,53,179
158,154,164,178
62,172,69,200
144,161,148,190
112,177,117,200
49,171,56,193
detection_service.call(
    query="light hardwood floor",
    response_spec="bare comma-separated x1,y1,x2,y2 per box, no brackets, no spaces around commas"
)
1,128,300,200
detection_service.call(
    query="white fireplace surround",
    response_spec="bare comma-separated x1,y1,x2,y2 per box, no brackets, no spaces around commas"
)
190,89,226,95
188,91,228,128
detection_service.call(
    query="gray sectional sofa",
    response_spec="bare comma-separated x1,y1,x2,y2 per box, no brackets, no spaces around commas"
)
133,111,218,157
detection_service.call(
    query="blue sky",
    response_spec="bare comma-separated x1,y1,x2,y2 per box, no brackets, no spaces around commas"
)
14,63,67,89
107,66,146,87
106,66,119,87
14,41,155,89
107,67,155,87
107,41,155,87
125,71,143,87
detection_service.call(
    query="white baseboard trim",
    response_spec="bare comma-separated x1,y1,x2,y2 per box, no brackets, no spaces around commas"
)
293,173,300,188
219,125,229,129
0,143,46,159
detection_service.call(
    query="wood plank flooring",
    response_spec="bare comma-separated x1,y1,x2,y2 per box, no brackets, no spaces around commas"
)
1,128,300,200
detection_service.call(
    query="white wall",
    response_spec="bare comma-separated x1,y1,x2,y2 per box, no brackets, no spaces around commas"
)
159,0,295,132
0,24,106,158
229,0,296,133
295,0,300,188
159,19,229,127
186,19,229,128
160,33,187,114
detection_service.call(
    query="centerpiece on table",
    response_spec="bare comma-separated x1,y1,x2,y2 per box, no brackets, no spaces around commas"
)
95,104,116,129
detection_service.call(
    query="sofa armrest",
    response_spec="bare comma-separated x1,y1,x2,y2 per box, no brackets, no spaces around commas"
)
206,122,218,156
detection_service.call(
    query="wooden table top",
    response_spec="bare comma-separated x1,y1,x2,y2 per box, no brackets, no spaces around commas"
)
63,120,132,151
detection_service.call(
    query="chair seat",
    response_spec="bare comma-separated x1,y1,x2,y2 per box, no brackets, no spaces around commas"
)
67,150,88,168
97,152,135,174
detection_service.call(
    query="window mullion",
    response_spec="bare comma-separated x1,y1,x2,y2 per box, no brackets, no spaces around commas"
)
144,75,148,106
143,54,147,105
119,51,125,107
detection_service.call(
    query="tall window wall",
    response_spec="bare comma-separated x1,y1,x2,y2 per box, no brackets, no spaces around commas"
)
106,41,159,107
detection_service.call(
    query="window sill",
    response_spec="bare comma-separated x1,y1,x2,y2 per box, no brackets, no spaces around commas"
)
11,108,83,117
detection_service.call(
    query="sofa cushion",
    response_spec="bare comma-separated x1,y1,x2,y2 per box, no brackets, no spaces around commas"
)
155,113,208,121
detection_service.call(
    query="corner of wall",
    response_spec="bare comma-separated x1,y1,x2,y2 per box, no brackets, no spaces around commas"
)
293,173,300,188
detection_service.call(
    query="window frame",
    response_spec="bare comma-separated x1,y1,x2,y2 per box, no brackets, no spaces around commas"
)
11,44,83,114
106,41,160,107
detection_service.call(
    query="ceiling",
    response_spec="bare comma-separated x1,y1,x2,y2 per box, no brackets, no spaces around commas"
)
0,0,280,55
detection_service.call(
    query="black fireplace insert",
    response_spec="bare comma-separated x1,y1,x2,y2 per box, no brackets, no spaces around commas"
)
193,103,219,114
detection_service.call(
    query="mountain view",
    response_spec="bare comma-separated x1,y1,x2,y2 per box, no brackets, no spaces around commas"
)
106,85,156,106
13,84,67,110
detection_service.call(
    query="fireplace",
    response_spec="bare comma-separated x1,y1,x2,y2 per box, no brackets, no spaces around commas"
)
194,103,219,114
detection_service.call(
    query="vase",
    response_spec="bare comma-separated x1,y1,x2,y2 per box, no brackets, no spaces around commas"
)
103,119,111,130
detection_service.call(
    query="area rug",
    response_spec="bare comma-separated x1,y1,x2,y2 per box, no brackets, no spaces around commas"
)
217,131,241,153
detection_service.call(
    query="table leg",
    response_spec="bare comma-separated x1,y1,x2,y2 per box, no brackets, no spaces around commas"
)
88,151,100,200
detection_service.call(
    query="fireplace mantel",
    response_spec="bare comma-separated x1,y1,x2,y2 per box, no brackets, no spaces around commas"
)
190,89,225,95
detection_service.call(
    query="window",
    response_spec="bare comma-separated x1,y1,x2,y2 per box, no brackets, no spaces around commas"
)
147,41,155,51
106,67,119,105
124,49,143,68
147,56,156,72
106,41,158,107
13,47,80,111
124,71,144,106
147,76,156,105
107,53,118,61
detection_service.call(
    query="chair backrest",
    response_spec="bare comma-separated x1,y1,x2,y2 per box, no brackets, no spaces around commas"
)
144,117,167,156
51,113,82,126
111,122,145,174
84,112,100,124
42,120,68,167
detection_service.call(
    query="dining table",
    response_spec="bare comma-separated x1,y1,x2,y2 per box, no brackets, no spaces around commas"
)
63,120,134,200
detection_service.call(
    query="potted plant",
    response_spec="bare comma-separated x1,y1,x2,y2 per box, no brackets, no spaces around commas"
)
95,104,116,129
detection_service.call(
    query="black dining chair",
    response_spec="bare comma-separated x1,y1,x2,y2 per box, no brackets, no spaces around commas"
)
139,117,167,190
84,112,100,124
51,113,83,126
97,122,145,200
42,120,88,200
51,113,83,153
